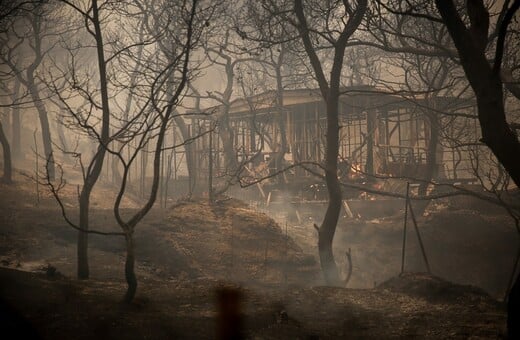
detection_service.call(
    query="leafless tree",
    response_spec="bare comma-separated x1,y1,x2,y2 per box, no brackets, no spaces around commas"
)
0,2,59,180
433,1,520,335
364,0,520,334
110,0,204,302
45,0,208,302
246,0,366,285
44,0,118,279
200,7,257,181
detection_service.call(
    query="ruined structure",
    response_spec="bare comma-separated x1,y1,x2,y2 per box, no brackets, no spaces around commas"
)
190,86,477,186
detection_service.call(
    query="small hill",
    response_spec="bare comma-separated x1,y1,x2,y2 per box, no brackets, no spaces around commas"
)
0,169,318,286
137,198,318,284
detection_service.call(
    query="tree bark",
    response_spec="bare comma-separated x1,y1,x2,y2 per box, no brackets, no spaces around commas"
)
27,73,54,181
77,191,90,278
0,121,12,183
218,61,238,177
76,0,112,279
293,0,366,285
123,233,137,303
220,105,238,174
11,77,21,159
318,92,343,285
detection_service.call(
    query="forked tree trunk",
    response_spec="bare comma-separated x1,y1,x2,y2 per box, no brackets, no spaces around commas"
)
0,121,12,183
294,0,366,286
76,0,112,280
318,94,342,285
434,2,520,336
112,0,197,302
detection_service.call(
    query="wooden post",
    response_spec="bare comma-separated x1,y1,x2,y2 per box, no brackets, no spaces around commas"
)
127,142,131,184
33,129,40,205
208,125,213,203
164,151,173,208
173,130,177,180
408,198,431,274
264,239,268,281
160,146,165,208
400,182,410,274
343,200,353,218
284,220,288,284
230,219,234,278
140,144,147,198
366,110,376,175
106,139,109,180
345,248,352,287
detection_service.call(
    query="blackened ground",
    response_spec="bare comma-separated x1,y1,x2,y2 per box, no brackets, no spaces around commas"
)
0,170,510,339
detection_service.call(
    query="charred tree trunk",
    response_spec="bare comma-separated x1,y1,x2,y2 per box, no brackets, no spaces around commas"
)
11,78,21,159
76,0,112,279
0,121,12,183
474,81,520,185
112,1,197,302
111,153,122,185
434,1,520,336
27,74,54,181
318,92,343,285
123,233,137,303
77,190,90,278
294,0,366,285
220,105,238,175
217,60,238,178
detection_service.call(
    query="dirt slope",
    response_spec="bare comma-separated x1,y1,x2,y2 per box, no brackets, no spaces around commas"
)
0,169,509,339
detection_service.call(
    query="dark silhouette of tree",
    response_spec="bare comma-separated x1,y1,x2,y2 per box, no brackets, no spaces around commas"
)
367,0,520,335
290,0,367,285
46,0,208,302
0,3,57,180
46,0,117,279
111,0,203,303
0,120,11,182
233,0,367,284
432,1,520,336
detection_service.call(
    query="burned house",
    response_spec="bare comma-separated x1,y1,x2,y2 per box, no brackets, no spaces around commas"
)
190,85,478,190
